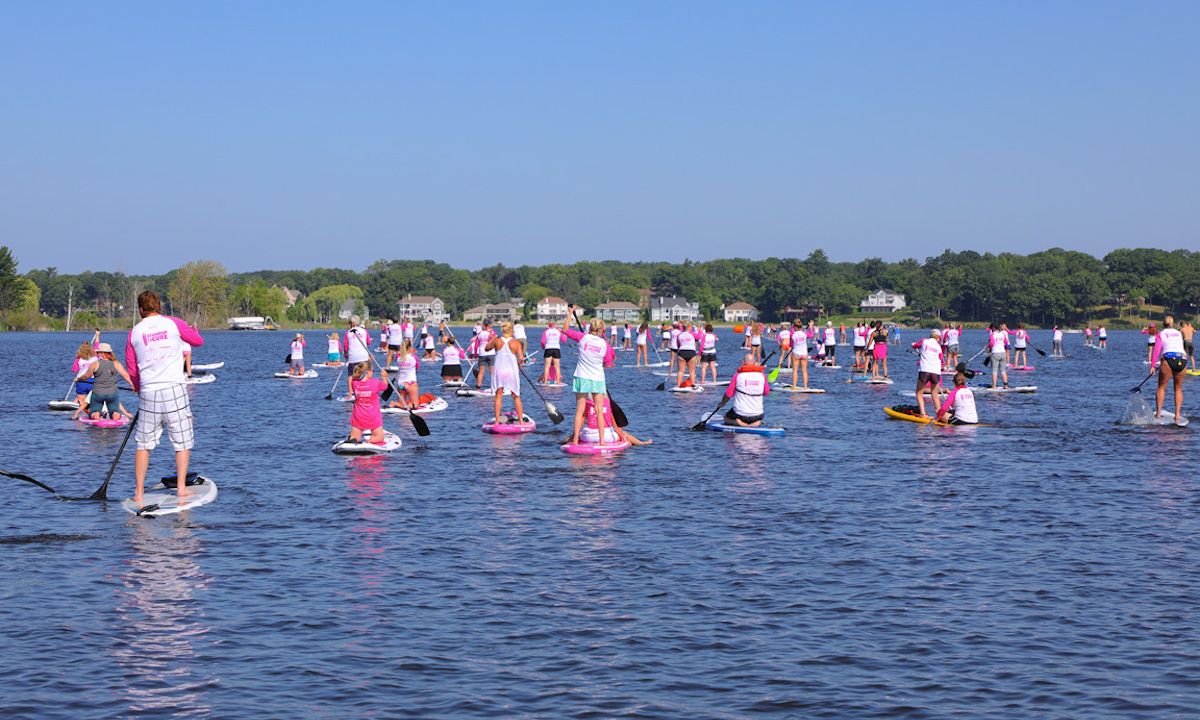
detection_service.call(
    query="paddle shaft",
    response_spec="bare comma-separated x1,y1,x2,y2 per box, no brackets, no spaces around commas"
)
89,410,139,501
517,363,564,423
324,362,346,399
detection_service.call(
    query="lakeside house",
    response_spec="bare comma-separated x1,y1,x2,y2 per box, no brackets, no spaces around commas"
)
721,301,758,323
338,299,367,322
650,295,700,323
859,290,906,313
536,296,570,322
593,301,641,323
463,302,520,323
397,294,448,323
782,304,824,323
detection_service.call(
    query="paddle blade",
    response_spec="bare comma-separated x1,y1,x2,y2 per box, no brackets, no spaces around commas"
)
609,396,629,428
767,367,780,383
284,354,291,364
409,412,431,436
545,401,565,425
655,381,665,391
1035,347,1047,356
380,383,394,402
983,355,991,366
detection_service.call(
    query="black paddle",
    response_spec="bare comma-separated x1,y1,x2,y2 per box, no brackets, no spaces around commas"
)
1131,370,1156,394
569,309,629,427
284,354,291,364
518,364,565,424
89,410,140,501
324,362,346,400
351,333,430,436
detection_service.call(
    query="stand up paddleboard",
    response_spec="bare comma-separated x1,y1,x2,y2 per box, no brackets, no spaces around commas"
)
1010,365,1035,371
78,415,130,428
705,419,786,436
382,397,449,415
561,439,630,455
813,363,842,370
313,362,344,369
773,384,826,394
185,374,216,385
884,405,982,427
537,381,567,388
667,385,704,394
274,370,318,379
122,473,218,517
332,431,403,455
455,387,496,398
973,385,1037,394
48,400,78,411
624,361,670,368
482,414,537,434
191,362,224,371
857,377,894,385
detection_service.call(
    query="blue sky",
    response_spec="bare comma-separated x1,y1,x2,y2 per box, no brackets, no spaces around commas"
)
2,1,1197,274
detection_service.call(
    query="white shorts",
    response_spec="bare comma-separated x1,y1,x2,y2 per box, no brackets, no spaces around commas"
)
136,384,195,452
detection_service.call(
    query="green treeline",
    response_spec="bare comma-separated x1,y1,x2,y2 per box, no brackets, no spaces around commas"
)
3,246,1199,330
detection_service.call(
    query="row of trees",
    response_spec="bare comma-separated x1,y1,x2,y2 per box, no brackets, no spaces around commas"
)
6,246,1200,330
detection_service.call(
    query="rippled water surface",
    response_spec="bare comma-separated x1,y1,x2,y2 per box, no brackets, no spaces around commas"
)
1,328,1197,718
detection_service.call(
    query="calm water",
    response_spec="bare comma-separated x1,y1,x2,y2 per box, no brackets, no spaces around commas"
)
0,328,1196,719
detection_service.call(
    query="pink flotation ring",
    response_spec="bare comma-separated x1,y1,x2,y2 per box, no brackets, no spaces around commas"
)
481,414,537,434
560,439,631,455
79,415,130,428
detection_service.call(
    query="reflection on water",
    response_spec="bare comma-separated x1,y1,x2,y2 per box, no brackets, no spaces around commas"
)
112,519,212,717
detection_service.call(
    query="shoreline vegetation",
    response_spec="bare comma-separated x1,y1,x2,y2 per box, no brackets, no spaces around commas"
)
2,246,1197,331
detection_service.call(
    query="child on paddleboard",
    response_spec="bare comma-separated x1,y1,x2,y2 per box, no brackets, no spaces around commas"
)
349,361,387,445
71,342,98,417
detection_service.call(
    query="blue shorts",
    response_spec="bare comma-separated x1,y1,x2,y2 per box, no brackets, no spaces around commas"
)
328,352,341,362
75,380,94,395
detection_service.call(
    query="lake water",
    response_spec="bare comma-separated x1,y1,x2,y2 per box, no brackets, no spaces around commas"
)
0,328,1196,718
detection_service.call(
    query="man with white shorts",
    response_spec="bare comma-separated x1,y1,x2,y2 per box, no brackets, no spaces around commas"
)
125,290,205,505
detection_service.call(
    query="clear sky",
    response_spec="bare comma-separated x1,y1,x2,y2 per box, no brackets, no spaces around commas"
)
2,1,1197,275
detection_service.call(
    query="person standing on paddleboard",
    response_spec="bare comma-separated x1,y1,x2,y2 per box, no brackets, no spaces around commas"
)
912,329,945,418
1012,323,1030,368
1143,323,1157,365
1052,326,1064,358
487,322,526,425
563,305,616,447
440,336,465,383
513,319,527,357
699,323,719,384
1181,320,1195,372
1098,324,1108,350
385,317,404,368
822,321,837,365
342,315,372,398
986,325,1010,389
723,353,770,427
1150,316,1187,424
674,320,701,389
870,321,890,380
635,321,650,367
472,319,496,389
936,372,978,425
125,290,205,505
288,333,306,376
789,320,812,390
540,321,563,383
326,332,343,366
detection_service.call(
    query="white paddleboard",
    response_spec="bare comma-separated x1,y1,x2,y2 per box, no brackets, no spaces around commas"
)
191,362,224,371
274,370,318,379
974,385,1037,394
122,474,218,517
48,400,79,411
667,385,705,394
455,387,496,398
381,397,449,415
624,361,670,368
313,362,345,369
774,384,826,394
185,374,216,385
332,431,402,454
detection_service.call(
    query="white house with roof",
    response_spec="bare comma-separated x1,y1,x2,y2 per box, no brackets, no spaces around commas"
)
650,295,700,323
593,301,641,323
721,301,758,323
397,294,447,323
859,290,906,313
536,296,570,322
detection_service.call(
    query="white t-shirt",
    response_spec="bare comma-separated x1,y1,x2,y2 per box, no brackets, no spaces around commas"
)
127,314,203,389
917,338,941,374
574,334,610,382
731,370,768,418
513,323,526,340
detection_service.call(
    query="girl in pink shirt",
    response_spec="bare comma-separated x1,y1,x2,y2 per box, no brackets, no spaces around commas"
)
348,362,389,445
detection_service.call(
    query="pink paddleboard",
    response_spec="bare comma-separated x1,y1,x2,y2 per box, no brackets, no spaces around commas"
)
1010,366,1035,371
561,440,631,455
78,415,130,428
482,415,537,434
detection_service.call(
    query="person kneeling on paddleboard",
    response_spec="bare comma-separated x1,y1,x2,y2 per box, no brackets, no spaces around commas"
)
582,394,652,446
75,342,134,422
936,372,978,425
723,354,770,427
349,361,388,445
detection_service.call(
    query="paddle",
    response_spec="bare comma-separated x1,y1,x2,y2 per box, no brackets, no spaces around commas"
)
0,469,60,495
324,362,346,400
1131,371,1156,394
518,364,565,424
284,354,291,364
691,395,730,431
351,333,430,436
568,309,629,427
88,410,139,501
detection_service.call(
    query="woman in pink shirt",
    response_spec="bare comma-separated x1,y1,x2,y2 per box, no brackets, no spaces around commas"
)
348,362,389,445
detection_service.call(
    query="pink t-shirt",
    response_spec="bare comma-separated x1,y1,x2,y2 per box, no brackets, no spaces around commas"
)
350,377,387,430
